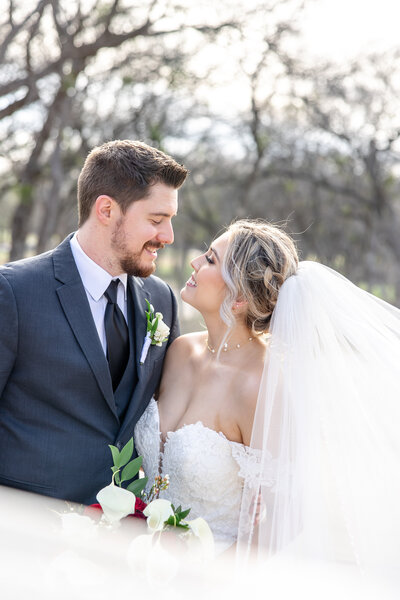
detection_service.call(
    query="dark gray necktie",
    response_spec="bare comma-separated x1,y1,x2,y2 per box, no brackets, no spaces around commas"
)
104,279,129,391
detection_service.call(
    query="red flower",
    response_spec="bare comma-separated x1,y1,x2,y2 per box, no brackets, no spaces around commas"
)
134,497,147,517
87,496,148,521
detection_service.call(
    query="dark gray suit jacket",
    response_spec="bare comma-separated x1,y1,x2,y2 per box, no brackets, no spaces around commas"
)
0,235,179,504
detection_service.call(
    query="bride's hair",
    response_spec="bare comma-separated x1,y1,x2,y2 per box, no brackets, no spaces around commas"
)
221,219,299,334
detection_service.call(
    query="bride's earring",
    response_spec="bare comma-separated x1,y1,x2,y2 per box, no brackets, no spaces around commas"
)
233,300,246,311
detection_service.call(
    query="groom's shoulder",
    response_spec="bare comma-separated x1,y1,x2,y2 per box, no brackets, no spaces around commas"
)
0,246,57,284
0,236,75,297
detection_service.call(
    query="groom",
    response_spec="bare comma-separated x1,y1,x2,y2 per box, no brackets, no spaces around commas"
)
0,140,188,505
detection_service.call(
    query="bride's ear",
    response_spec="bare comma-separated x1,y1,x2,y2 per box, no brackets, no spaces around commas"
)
232,298,248,312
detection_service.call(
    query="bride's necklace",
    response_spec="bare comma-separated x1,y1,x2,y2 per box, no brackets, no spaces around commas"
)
206,336,254,354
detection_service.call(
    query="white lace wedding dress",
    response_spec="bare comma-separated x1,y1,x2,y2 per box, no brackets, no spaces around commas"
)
134,397,265,553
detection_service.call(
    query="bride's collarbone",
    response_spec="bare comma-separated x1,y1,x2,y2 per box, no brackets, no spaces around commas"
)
161,355,257,408
164,366,239,399
157,347,260,442
159,375,247,440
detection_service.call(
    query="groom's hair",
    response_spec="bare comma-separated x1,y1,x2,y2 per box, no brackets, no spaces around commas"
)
77,140,188,226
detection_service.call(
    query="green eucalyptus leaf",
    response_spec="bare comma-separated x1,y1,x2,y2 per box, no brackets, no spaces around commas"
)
164,516,189,530
178,508,191,520
127,477,148,495
118,438,134,468
120,456,142,483
108,444,120,467
114,471,121,486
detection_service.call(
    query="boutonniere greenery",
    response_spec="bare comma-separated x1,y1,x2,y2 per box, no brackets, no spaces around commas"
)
139,299,170,364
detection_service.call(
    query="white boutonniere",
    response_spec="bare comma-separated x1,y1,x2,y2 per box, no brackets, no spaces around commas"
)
139,299,170,365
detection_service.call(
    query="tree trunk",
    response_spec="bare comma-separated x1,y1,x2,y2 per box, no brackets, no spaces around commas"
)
9,185,35,261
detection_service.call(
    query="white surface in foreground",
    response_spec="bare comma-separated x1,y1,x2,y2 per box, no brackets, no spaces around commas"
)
0,485,397,599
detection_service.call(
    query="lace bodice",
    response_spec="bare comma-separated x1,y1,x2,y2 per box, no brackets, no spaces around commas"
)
134,398,263,552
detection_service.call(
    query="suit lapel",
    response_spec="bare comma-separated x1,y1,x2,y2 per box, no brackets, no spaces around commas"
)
53,236,117,419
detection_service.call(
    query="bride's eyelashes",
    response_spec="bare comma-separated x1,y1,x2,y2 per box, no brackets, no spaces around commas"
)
205,253,214,264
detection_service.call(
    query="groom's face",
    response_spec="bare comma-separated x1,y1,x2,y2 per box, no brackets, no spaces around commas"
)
111,182,178,277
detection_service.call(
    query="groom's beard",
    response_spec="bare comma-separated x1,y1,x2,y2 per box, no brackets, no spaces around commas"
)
111,220,162,277
119,243,159,278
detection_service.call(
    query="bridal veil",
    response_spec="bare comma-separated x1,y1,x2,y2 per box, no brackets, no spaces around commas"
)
237,261,400,583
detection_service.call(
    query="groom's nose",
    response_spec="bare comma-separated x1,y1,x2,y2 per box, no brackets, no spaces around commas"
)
157,220,174,245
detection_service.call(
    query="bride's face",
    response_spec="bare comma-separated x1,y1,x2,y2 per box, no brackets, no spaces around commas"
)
181,232,229,313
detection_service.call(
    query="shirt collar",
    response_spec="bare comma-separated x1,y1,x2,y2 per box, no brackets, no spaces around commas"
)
70,233,128,301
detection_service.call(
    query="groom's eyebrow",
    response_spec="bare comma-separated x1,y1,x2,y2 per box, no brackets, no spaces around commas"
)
210,246,220,261
149,211,177,217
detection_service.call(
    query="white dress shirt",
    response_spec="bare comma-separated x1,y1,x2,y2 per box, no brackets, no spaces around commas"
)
70,233,128,356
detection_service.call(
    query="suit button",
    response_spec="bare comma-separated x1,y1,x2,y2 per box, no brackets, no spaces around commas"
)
116,441,122,450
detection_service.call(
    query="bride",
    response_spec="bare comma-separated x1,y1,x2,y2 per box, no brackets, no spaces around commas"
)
134,219,400,580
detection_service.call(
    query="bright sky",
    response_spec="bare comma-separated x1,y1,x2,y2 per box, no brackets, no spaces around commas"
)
299,0,400,59
185,0,400,123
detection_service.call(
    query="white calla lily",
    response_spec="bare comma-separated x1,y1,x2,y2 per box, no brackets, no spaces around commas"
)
143,498,174,532
96,482,135,524
187,517,215,558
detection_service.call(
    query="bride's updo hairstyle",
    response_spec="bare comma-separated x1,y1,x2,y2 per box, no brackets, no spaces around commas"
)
221,219,299,334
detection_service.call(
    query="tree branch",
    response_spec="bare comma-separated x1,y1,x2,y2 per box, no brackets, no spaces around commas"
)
0,0,51,64
0,88,40,120
261,166,370,205
0,18,237,99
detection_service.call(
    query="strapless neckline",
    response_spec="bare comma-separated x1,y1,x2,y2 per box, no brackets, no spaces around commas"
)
156,403,250,452
134,396,272,553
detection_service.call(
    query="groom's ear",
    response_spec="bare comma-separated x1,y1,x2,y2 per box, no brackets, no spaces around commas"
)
95,195,116,225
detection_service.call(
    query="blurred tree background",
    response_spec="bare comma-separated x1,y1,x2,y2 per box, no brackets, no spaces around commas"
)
1,0,399,330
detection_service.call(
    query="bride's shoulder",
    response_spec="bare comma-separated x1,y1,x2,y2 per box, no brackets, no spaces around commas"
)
164,331,206,366
159,332,205,390
168,331,206,355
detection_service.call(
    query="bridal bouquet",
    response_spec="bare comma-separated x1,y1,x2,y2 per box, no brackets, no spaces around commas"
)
61,438,214,563
52,439,214,593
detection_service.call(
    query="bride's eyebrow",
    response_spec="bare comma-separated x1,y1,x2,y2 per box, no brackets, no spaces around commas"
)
210,246,220,261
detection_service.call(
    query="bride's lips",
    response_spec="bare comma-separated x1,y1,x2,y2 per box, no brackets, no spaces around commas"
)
186,274,197,288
